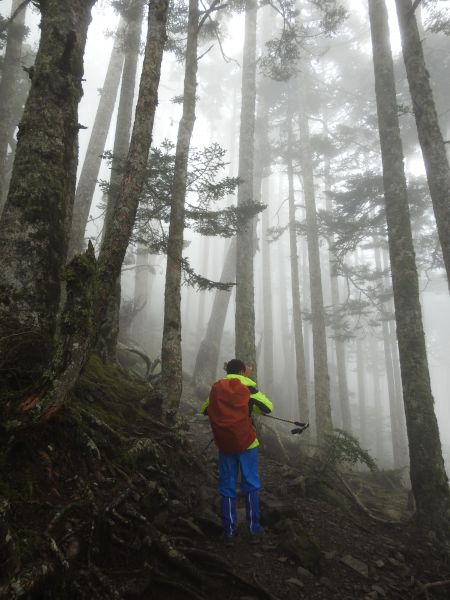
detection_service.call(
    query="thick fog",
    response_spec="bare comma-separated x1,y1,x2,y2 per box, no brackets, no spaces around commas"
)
1,0,450,472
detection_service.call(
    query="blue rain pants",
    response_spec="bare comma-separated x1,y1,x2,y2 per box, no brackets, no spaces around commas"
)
218,447,261,535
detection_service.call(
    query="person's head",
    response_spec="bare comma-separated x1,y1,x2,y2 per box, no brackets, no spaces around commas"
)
225,359,246,375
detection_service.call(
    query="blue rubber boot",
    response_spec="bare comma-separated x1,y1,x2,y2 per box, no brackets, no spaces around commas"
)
220,495,237,538
245,489,261,536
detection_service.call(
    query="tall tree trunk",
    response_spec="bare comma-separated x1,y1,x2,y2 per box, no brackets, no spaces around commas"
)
195,236,210,344
97,0,144,362
369,334,383,460
383,247,409,466
260,176,274,397
131,243,152,347
161,0,199,417
193,239,236,394
356,336,368,447
0,0,96,377
277,227,295,416
395,0,450,290
96,0,169,358
374,242,401,466
369,0,450,534
68,16,126,258
298,82,332,442
235,0,258,370
287,91,308,422
324,153,351,433
0,0,28,214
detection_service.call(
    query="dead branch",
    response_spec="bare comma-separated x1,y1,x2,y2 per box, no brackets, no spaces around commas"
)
120,345,152,378
338,474,404,526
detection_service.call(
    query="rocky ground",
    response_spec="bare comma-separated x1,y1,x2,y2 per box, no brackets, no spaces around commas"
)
0,358,449,600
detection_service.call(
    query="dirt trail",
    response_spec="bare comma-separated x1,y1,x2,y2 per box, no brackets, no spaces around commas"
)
186,412,449,600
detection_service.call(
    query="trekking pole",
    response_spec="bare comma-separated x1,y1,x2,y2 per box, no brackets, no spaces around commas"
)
263,414,309,435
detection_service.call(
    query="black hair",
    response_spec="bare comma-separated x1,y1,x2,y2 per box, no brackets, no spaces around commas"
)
225,359,246,374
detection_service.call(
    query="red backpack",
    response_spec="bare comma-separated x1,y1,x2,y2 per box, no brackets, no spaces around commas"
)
207,378,256,453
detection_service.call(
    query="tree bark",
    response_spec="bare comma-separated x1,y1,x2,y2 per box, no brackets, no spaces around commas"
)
161,0,199,417
68,16,126,258
96,0,169,359
395,0,450,290
235,0,258,370
0,0,96,376
0,0,28,214
97,0,144,362
287,90,308,422
369,0,450,534
298,82,332,442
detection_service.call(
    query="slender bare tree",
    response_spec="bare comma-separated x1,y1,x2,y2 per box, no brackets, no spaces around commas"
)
68,16,126,258
395,0,450,290
235,0,258,370
161,0,200,416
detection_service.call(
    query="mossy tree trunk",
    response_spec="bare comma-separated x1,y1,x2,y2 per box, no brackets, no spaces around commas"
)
97,0,144,362
298,82,332,443
96,0,169,359
235,0,258,371
160,0,199,416
68,16,126,258
287,90,308,423
369,0,450,535
0,0,96,379
0,0,28,214
395,0,450,290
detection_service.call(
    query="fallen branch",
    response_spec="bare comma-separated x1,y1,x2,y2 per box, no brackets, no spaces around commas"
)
338,474,404,526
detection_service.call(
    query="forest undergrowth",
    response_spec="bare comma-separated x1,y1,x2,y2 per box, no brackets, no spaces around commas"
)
0,356,449,600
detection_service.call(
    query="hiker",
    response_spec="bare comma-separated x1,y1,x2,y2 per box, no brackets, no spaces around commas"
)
201,358,273,541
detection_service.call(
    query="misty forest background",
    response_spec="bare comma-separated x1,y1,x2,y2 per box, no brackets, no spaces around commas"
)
1,0,450,542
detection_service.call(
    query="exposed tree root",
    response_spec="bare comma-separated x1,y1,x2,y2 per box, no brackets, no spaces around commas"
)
150,574,208,599
0,561,57,599
414,579,450,599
